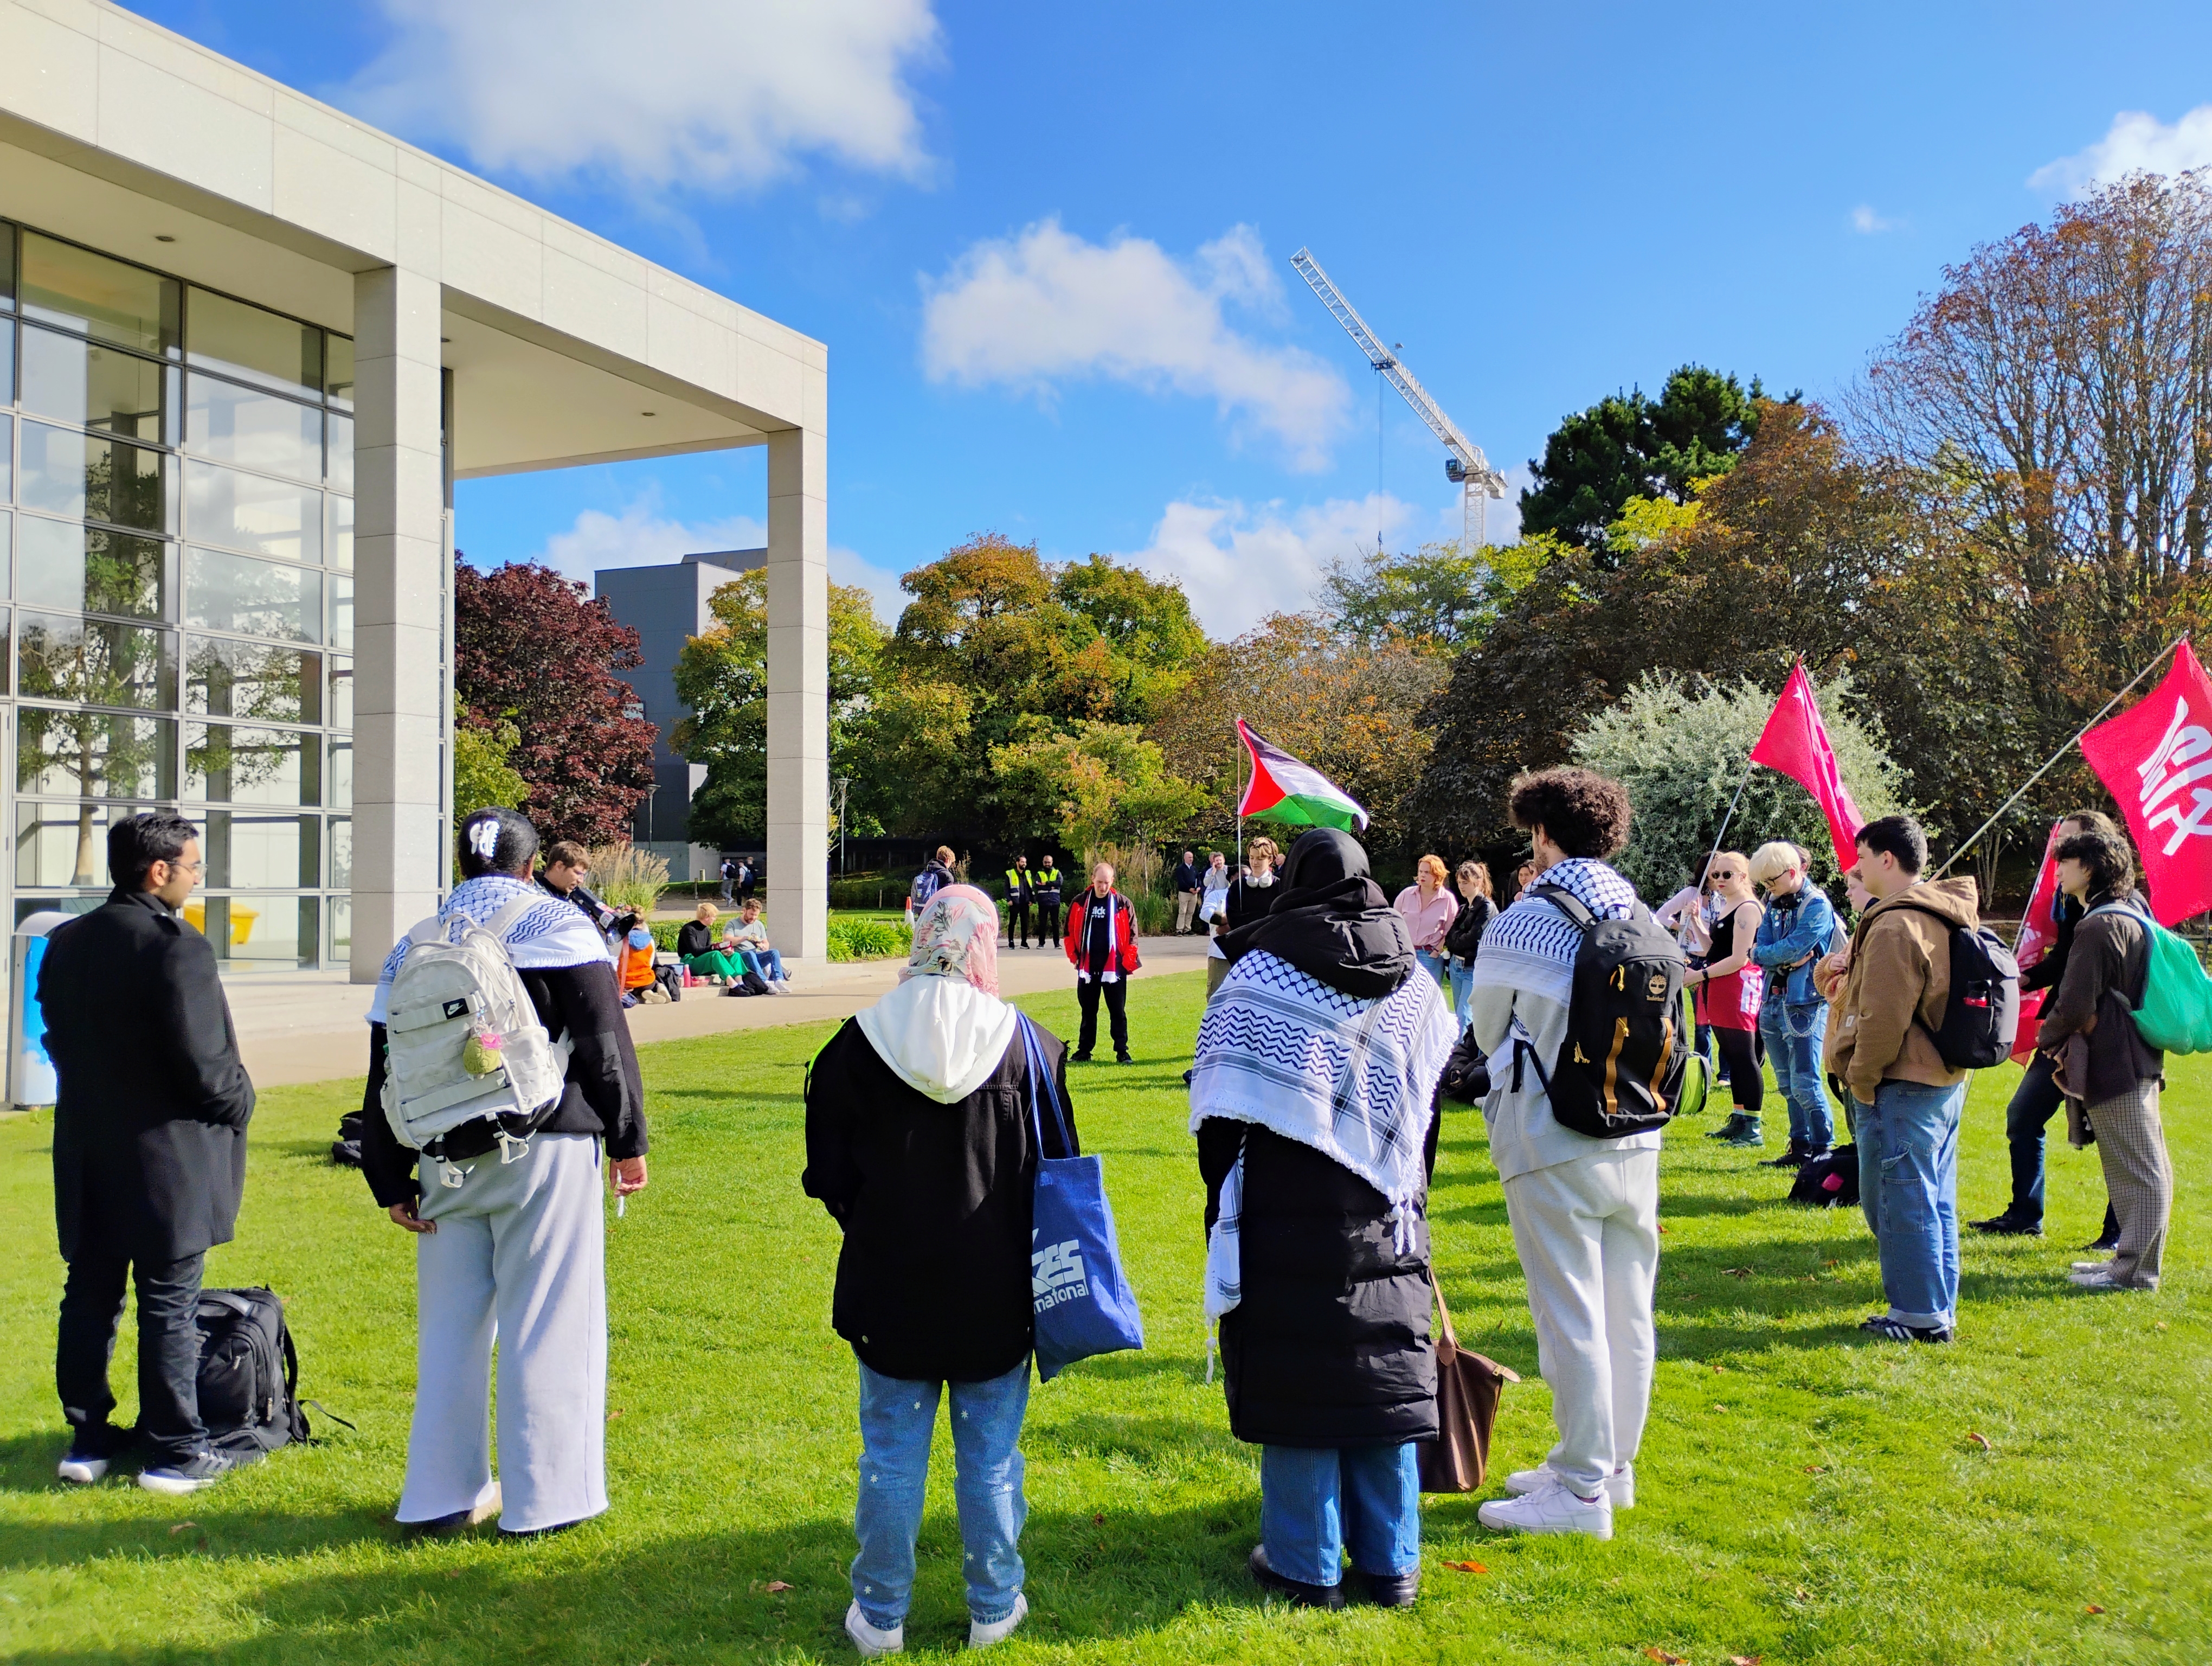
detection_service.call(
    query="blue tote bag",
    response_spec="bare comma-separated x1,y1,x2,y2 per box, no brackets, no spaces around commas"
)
1022,1015,1145,1381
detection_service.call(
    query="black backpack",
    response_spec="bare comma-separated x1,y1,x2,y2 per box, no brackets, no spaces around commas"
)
1890,902,2021,1070
1517,885,1689,1138
1789,1144,1861,1208
195,1287,310,1458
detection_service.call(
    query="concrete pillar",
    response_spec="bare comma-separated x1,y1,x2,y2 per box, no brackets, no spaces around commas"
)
766,425,829,967
350,265,448,979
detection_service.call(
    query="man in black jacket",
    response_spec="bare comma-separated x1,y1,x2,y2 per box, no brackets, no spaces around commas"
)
1970,811,2125,1245
42,812,256,1494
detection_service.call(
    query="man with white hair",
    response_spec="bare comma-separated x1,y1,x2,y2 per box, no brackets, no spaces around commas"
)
1065,862,1140,1063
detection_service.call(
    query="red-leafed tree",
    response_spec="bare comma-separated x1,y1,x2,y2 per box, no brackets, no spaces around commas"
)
453,557,657,844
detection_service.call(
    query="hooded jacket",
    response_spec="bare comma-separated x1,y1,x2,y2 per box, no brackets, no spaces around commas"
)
2035,894,2162,1103
803,984,1077,1382
1827,876,1980,1103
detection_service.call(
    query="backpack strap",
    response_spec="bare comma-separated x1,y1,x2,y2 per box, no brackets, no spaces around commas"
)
480,888,547,943
1529,882,1598,934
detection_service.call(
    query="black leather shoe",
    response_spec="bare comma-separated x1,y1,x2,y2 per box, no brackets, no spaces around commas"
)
1248,1546,1345,1610
1116,1053,1133,1065
1760,1141,1809,1169
1352,1566,1420,1607
2084,1233,2120,1253
1970,1213,2043,1237
1071,1052,1093,1063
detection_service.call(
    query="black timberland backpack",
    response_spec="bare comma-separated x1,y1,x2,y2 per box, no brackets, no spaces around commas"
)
1890,902,2021,1070
195,1287,312,1458
1519,885,1689,1138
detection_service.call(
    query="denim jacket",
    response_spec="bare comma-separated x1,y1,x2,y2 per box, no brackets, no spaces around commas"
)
1751,886,1837,1007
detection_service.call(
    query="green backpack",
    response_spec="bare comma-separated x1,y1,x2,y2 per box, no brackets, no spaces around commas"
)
2089,903,2212,1055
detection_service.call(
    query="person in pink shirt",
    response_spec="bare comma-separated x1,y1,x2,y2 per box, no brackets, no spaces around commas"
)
1393,854,1459,992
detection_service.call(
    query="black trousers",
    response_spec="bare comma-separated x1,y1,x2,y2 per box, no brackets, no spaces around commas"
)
1076,975,1129,1058
1037,900,1062,946
57,1243,207,1463
1714,1027,1763,1114
1007,901,1030,945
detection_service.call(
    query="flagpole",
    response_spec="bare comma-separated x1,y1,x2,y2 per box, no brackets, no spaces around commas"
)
1929,632,2189,881
1702,759,1756,882
1234,715,1245,871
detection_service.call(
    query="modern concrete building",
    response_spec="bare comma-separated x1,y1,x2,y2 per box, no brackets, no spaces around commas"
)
596,547,765,880
0,0,830,981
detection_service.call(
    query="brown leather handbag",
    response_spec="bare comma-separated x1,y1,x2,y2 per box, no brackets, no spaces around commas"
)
1418,1275,1520,1494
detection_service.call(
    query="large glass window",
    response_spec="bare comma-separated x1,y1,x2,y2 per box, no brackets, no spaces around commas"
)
185,287,321,396
186,895,317,965
19,234,179,356
17,612,174,708
200,809,319,888
326,413,353,494
185,637,320,724
15,709,176,799
326,737,352,809
185,375,322,483
1,414,11,504
327,657,353,728
185,721,320,806
16,799,165,889
19,422,164,531
329,817,351,889
325,335,354,409
16,519,165,618
184,546,323,643
20,325,164,443
183,460,321,565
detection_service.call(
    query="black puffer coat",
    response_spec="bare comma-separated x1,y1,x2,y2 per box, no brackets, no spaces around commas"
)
1197,1108,1442,1447
803,1016,1077,1382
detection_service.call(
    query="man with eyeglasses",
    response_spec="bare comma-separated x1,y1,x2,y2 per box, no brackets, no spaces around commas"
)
41,811,258,1495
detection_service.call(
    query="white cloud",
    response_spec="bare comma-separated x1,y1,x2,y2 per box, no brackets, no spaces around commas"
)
535,495,767,589
342,0,941,194
1850,204,1901,234
920,220,1352,471
1113,494,1426,637
2030,105,2212,196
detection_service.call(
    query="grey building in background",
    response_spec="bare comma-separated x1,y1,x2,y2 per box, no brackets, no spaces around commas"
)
596,548,764,881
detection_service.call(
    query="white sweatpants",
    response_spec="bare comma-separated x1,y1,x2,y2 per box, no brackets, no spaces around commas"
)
400,1132,608,1533
1501,1148,1660,1500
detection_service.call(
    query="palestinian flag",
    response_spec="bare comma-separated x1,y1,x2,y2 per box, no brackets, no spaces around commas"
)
1236,719,1368,831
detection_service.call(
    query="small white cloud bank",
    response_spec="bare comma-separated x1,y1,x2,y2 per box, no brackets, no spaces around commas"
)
2031,105,2212,196
1850,204,1901,234
1113,494,1424,637
920,220,1352,471
343,0,941,194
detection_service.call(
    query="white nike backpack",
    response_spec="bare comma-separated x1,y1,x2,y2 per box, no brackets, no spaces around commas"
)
380,893,573,1157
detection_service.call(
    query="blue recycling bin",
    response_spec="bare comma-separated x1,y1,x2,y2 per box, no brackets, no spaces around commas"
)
10,912,73,1108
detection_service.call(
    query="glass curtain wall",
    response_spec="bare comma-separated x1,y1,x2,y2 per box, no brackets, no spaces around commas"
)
0,220,355,966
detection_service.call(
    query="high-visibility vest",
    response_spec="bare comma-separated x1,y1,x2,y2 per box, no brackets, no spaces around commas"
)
1034,864,1061,893
1004,866,1028,897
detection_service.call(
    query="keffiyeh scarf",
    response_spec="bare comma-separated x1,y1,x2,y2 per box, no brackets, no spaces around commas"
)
1188,948,1455,1374
366,874,609,1025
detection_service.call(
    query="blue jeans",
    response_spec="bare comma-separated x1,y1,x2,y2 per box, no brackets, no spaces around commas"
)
1760,1001,1833,1149
1855,1080,1965,1331
2002,1053,2062,1225
852,1359,1028,1629
1448,958,1475,1034
1414,949,1446,995
1259,1443,1420,1587
738,946,785,982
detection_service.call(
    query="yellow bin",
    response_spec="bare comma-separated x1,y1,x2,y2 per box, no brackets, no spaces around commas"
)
182,900,259,946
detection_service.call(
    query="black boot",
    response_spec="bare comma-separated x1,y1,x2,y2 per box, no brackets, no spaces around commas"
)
1249,1546,1345,1610
1761,1139,1810,1169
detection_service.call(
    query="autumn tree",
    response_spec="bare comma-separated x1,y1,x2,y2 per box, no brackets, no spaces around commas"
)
988,720,1208,856
453,558,657,844
1518,366,1782,558
1320,538,1553,655
671,569,886,848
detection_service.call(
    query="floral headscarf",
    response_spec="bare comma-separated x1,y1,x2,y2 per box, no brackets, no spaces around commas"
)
903,883,1002,996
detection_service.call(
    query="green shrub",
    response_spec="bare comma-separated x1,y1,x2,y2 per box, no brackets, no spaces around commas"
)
827,916,912,962
650,920,683,954
828,871,916,909
1131,891,1173,934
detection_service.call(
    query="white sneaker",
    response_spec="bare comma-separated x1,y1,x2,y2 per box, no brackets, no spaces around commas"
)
969,1592,1028,1649
57,1452,109,1484
1478,1482,1614,1539
844,1601,903,1657
1504,1462,1634,1509
2071,1259,2113,1273
2069,1266,2139,1291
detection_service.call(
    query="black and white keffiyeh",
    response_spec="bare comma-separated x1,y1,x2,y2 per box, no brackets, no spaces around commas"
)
366,874,610,1025
1189,948,1455,1369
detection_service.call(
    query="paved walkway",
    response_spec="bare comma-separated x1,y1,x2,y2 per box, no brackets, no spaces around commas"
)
230,931,1214,1088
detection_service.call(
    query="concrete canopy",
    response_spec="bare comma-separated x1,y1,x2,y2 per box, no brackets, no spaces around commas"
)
0,0,830,975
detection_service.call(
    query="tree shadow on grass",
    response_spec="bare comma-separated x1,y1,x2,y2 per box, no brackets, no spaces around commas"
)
4,1499,1316,1664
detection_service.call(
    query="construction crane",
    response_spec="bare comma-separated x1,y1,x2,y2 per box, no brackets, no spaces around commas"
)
1289,246,1507,555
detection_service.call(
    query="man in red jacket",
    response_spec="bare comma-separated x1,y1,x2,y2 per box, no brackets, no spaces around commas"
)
1066,862,1141,1063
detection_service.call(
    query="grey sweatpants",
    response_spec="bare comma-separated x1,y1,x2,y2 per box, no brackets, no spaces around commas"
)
400,1132,608,1532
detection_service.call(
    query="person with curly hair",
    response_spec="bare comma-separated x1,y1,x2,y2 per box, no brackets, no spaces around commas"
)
1464,767,1658,1540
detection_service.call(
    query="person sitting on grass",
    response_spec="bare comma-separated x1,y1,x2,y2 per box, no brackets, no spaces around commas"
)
677,903,744,985
802,885,1077,1656
618,922,663,1007
724,898,790,990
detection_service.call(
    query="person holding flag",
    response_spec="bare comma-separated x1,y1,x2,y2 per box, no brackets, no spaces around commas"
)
1970,812,2129,1245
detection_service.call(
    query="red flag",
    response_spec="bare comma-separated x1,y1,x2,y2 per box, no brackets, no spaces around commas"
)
2009,820,2065,1062
1749,661,1864,871
2080,640,2212,926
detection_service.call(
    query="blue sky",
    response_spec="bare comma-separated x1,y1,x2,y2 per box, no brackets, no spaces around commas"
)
126,1,2212,633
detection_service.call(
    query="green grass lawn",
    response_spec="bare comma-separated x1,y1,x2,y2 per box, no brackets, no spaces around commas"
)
0,971,2205,1663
